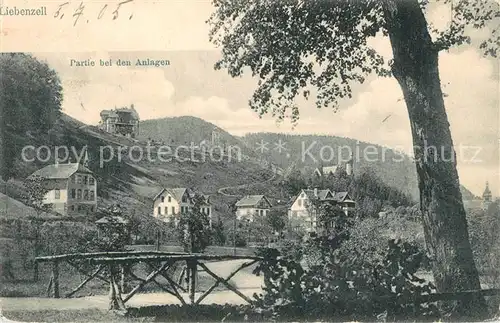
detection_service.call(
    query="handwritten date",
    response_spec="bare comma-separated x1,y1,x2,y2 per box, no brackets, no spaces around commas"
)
54,0,133,26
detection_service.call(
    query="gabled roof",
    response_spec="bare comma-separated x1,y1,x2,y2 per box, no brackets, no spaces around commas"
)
290,189,354,207
314,166,338,176
302,189,333,201
235,195,271,208
153,187,190,202
322,166,338,175
332,192,355,203
28,163,93,180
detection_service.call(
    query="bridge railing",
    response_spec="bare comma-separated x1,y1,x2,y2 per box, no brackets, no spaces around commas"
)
36,251,264,311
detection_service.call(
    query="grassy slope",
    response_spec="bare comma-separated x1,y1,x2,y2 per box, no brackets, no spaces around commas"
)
1,114,281,222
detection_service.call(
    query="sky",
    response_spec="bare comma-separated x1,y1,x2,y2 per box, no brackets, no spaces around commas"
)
1,0,498,196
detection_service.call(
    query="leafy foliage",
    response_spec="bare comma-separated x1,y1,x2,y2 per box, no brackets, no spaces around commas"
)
209,0,498,125
24,175,51,213
1,53,63,180
94,205,130,252
208,0,390,124
177,195,212,253
253,238,439,321
211,217,227,246
265,208,287,234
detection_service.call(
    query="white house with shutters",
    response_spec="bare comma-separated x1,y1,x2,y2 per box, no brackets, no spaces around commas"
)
288,188,355,232
152,187,212,225
234,195,272,222
27,162,97,216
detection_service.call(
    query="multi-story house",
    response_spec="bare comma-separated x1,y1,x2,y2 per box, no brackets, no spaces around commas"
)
28,163,97,216
99,104,140,138
313,156,354,177
288,188,355,232
152,188,212,225
235,195,272,221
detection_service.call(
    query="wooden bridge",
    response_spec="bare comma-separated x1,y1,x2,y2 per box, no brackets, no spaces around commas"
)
35,251,264,312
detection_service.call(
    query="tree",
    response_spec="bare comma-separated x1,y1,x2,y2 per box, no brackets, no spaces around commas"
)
178,196,212,253
266,209,287,235
283,169,308,197
0,53,63,180
211,217,227,246
95,205,130,252
208,0,499,316
24,175,51,281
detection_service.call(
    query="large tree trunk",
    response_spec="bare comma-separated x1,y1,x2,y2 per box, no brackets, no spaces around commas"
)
382,0,487,318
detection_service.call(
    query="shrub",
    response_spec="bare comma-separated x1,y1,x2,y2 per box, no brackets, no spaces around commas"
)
252,238,439,321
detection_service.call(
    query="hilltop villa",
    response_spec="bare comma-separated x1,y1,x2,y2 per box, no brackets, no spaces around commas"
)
288,188,355,232
28,163,97,216
152,188,212,226
235,195,272,221
314,155,354,177
99,104,140,138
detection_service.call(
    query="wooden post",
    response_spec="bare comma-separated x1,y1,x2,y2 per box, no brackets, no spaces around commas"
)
120,264,126,294
188,259,196,304
108,264,126,312
46,276,53,297
52,260,59,298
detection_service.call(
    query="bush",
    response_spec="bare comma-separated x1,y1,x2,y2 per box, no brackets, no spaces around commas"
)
252,239,439,322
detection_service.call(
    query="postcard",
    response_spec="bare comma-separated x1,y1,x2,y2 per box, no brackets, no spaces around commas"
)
1,1,499,322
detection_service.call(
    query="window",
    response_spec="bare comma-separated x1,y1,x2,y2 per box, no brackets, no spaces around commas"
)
71,205,75,211
259,209,263,216
54,189,60,199
89,191,95,200
207,208,210,216
77,175,82,184
71,176,76,184
77,189,82,199
71,189,76,199
180,206,184,213
158,206,161,215
78,205,82,211
172,206,175,215
168,196,171,202
298,199,302,207
83,176,88,185
161,196,165,203
164,206,167,215
84,190,89,200
90,206,95,212
89,177,95,185
182,196,187,203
